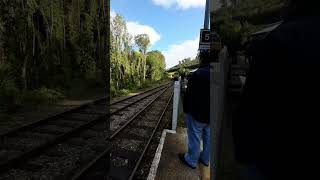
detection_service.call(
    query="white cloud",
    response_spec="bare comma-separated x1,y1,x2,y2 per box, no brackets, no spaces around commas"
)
110,10,116,19
126,21,161,46
163,36,199,69
152,0,206,9
110,10,161,46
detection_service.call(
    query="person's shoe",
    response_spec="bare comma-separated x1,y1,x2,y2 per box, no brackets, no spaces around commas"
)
199,158,209,167
178,153,196,169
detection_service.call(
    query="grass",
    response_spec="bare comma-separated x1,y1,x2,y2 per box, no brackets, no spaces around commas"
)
63,79,105,100
21,88,65,106
177,91,186,128
0,77,169,115
111,78,170,98
0,80,106,114
177,111,186,128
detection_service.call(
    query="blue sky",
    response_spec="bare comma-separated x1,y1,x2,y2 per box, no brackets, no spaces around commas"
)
110,0,206,68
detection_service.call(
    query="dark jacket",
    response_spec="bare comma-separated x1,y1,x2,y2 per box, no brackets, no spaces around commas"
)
233,16,320,179
183,65,210,124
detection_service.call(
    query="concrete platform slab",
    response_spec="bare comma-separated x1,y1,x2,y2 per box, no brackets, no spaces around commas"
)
154,128,210,180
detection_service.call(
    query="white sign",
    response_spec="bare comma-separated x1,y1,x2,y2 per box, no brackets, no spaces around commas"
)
199,44,210,50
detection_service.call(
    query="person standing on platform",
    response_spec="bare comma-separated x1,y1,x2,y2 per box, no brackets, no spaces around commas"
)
233,0,320,179
179,50,210,169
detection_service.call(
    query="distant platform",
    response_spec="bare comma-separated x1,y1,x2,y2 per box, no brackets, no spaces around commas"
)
153,128,210,180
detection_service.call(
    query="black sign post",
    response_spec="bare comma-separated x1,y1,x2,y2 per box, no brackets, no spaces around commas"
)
199,29,211,51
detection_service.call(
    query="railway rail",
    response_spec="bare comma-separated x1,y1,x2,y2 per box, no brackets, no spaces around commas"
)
107,85,174,180
0,82,172,179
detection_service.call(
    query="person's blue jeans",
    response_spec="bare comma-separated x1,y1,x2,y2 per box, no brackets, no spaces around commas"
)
184,114,210,168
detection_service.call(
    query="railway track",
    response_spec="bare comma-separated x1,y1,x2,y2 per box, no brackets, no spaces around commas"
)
107,85,174,180
0,83,171,179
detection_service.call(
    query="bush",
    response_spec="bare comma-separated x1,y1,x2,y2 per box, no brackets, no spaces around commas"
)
0,63,19,112
139,80,154,89
111,88,130,97
0,80,19,112
118,89,130,96
110,77,169,98
22,88,65,106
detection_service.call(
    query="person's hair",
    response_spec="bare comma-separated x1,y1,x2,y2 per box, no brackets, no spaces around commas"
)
199,50,210,67
287,0,319,17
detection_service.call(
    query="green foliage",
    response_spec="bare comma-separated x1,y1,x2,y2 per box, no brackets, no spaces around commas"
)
163,71,171,79
167,57,199,72
177,67,190,77
178,111,186,128
118,89,130,96
212,0,287,54
0,62,19,112
146,50,165,81
134,34,150,54
110,13,165,97
0,0,108,109
22,88,64,105
134,33,150,82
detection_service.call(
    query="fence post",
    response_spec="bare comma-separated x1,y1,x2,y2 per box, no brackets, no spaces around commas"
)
172,79,181,131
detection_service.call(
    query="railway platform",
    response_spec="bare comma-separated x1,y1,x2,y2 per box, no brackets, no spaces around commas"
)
153,128,210,180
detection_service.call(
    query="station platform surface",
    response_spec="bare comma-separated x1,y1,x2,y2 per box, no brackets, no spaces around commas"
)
155,128,210,180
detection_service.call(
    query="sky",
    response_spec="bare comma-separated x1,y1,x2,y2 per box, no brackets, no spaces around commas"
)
110,0,206,68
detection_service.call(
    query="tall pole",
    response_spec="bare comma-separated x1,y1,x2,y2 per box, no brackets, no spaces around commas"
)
204,0,210,29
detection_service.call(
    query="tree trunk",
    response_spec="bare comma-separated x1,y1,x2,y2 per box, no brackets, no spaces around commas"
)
33,25,35,57
50,0,53,40
97,26,101,67
22,0,24,9
63,14,66,49
61,0,66,49
22,56,28,90
143,56,146,82
103,0,106,17
78,0,81,31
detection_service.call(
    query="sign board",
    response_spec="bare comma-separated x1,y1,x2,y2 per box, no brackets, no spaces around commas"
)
199,44,210,50
200,29,211,44
199,29,222,51
199,29,211,50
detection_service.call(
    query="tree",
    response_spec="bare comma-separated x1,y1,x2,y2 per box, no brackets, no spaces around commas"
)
0,0,107,107
109,13,164,95
134,34,150,82
146,50,165,81
212,0,286,54
177,67,190,78
110,14,132,89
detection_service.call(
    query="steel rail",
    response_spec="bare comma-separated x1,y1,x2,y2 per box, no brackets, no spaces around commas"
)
128,92,173,180
72,86,173,180
0,83,171,173
109,85,171,140
0,82,170,138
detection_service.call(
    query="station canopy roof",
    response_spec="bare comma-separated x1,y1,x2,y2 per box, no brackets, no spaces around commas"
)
251,21,283,36
190,69,198,73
